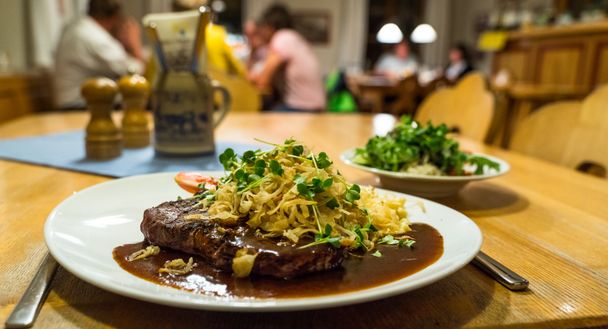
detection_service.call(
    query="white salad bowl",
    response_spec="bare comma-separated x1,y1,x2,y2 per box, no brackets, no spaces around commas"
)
340,148,510,198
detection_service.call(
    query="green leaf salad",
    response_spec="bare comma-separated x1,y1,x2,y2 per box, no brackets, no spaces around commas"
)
353,116,500,176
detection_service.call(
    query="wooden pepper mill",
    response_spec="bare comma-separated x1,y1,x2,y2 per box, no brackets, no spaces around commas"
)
118,74,151,148
82,78,122,159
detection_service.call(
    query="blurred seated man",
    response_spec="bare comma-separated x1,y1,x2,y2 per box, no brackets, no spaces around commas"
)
444,43,474,82
374,40,419,78
54,0,144,109
249,4,326,112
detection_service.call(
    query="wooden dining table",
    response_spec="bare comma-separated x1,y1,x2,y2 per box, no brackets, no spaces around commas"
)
350,74,418,115
1,112,607,329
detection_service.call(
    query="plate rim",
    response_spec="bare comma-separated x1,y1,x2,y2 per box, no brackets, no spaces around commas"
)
340,148,510,182
44,171,483,312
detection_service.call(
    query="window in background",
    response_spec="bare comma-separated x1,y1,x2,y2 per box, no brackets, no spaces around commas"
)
212,0,243,34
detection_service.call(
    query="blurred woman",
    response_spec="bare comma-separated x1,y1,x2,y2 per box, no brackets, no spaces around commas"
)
444,43,473,82
244,20,268,76
249,4,326,112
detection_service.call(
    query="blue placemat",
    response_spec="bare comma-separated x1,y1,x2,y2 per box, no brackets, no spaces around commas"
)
0,131,264,178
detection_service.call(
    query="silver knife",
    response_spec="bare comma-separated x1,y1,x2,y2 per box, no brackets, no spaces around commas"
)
472,251,529,291
5,253,58,329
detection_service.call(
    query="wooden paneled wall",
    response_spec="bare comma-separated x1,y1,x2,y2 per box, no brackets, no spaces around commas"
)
0,72,53,123
493,22,608,92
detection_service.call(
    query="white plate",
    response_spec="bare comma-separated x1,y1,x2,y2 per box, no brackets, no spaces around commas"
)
45,172,482,312
341,149,510,198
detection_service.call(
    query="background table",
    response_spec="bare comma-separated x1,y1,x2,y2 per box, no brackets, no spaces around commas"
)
1,112,607,328
350,74,418,115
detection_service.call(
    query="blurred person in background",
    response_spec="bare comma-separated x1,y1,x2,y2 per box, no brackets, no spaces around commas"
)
374,40,419,78
444,43,474,82
249,4,325,112
54,0,144,109
205,23,247,77
244,20,269,76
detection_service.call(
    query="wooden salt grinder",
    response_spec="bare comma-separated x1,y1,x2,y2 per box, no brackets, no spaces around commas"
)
82,78,122,159
119,75,151,148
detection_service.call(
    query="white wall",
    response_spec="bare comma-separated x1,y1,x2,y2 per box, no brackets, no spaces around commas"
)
421,0,451,69
0,1,28,70
419,0,499,72
448,0,498,73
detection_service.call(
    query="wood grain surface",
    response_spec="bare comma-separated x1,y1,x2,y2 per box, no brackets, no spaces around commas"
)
510,85,608,176
415,73,494,142
1,112,607,329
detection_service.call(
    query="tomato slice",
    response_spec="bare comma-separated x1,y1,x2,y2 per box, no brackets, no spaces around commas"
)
174,172,218,194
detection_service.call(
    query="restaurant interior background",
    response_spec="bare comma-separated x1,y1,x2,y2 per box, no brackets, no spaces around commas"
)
2,1,608,328
1,0,608,168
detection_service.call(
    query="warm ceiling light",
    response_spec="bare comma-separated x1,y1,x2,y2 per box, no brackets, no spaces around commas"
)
376,23,403,44
410,23,437,44
211,0,226,12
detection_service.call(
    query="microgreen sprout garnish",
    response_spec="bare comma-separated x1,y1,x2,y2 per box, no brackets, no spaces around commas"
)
269,160,284,176
312,177,333,192
377,235,415,248
254,159,266,176
295,177,333,200
377,235,399,245
314,152,332,169
219,148,237,170
345,184,361,203
241,150,256,164
297,183,315,200
190,138,414,253
353,221,377,250
401,239,416,248
312,205,323,234
292,145,304,156
299,224,341,249
325,197,339,209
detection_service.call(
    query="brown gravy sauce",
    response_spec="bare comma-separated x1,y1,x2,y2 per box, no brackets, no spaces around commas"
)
113,223,443,298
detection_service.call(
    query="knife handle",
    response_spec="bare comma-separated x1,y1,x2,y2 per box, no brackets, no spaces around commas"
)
472,251,529,291
5,253,58,328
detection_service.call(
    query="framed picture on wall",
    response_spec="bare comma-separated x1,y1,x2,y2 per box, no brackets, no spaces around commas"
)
292,11,331,45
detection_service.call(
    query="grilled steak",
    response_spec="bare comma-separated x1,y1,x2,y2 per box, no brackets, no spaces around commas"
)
141,199,346,279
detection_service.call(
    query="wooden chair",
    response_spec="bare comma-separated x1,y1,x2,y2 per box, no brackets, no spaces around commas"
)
208,68,261,113
414,72,495,142
387,74,419,116
418,75,451,101
0,71,55,123
510,85,608,178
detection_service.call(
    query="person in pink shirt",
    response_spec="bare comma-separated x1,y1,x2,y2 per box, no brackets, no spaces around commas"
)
249,5,326,112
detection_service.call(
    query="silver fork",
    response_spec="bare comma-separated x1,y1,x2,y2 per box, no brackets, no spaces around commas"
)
5,253,58,329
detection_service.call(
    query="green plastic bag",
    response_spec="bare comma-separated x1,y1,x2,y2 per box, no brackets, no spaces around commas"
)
326,70,358,113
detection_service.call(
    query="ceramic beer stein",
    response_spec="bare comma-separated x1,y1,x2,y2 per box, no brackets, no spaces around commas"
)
143,7,230,155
